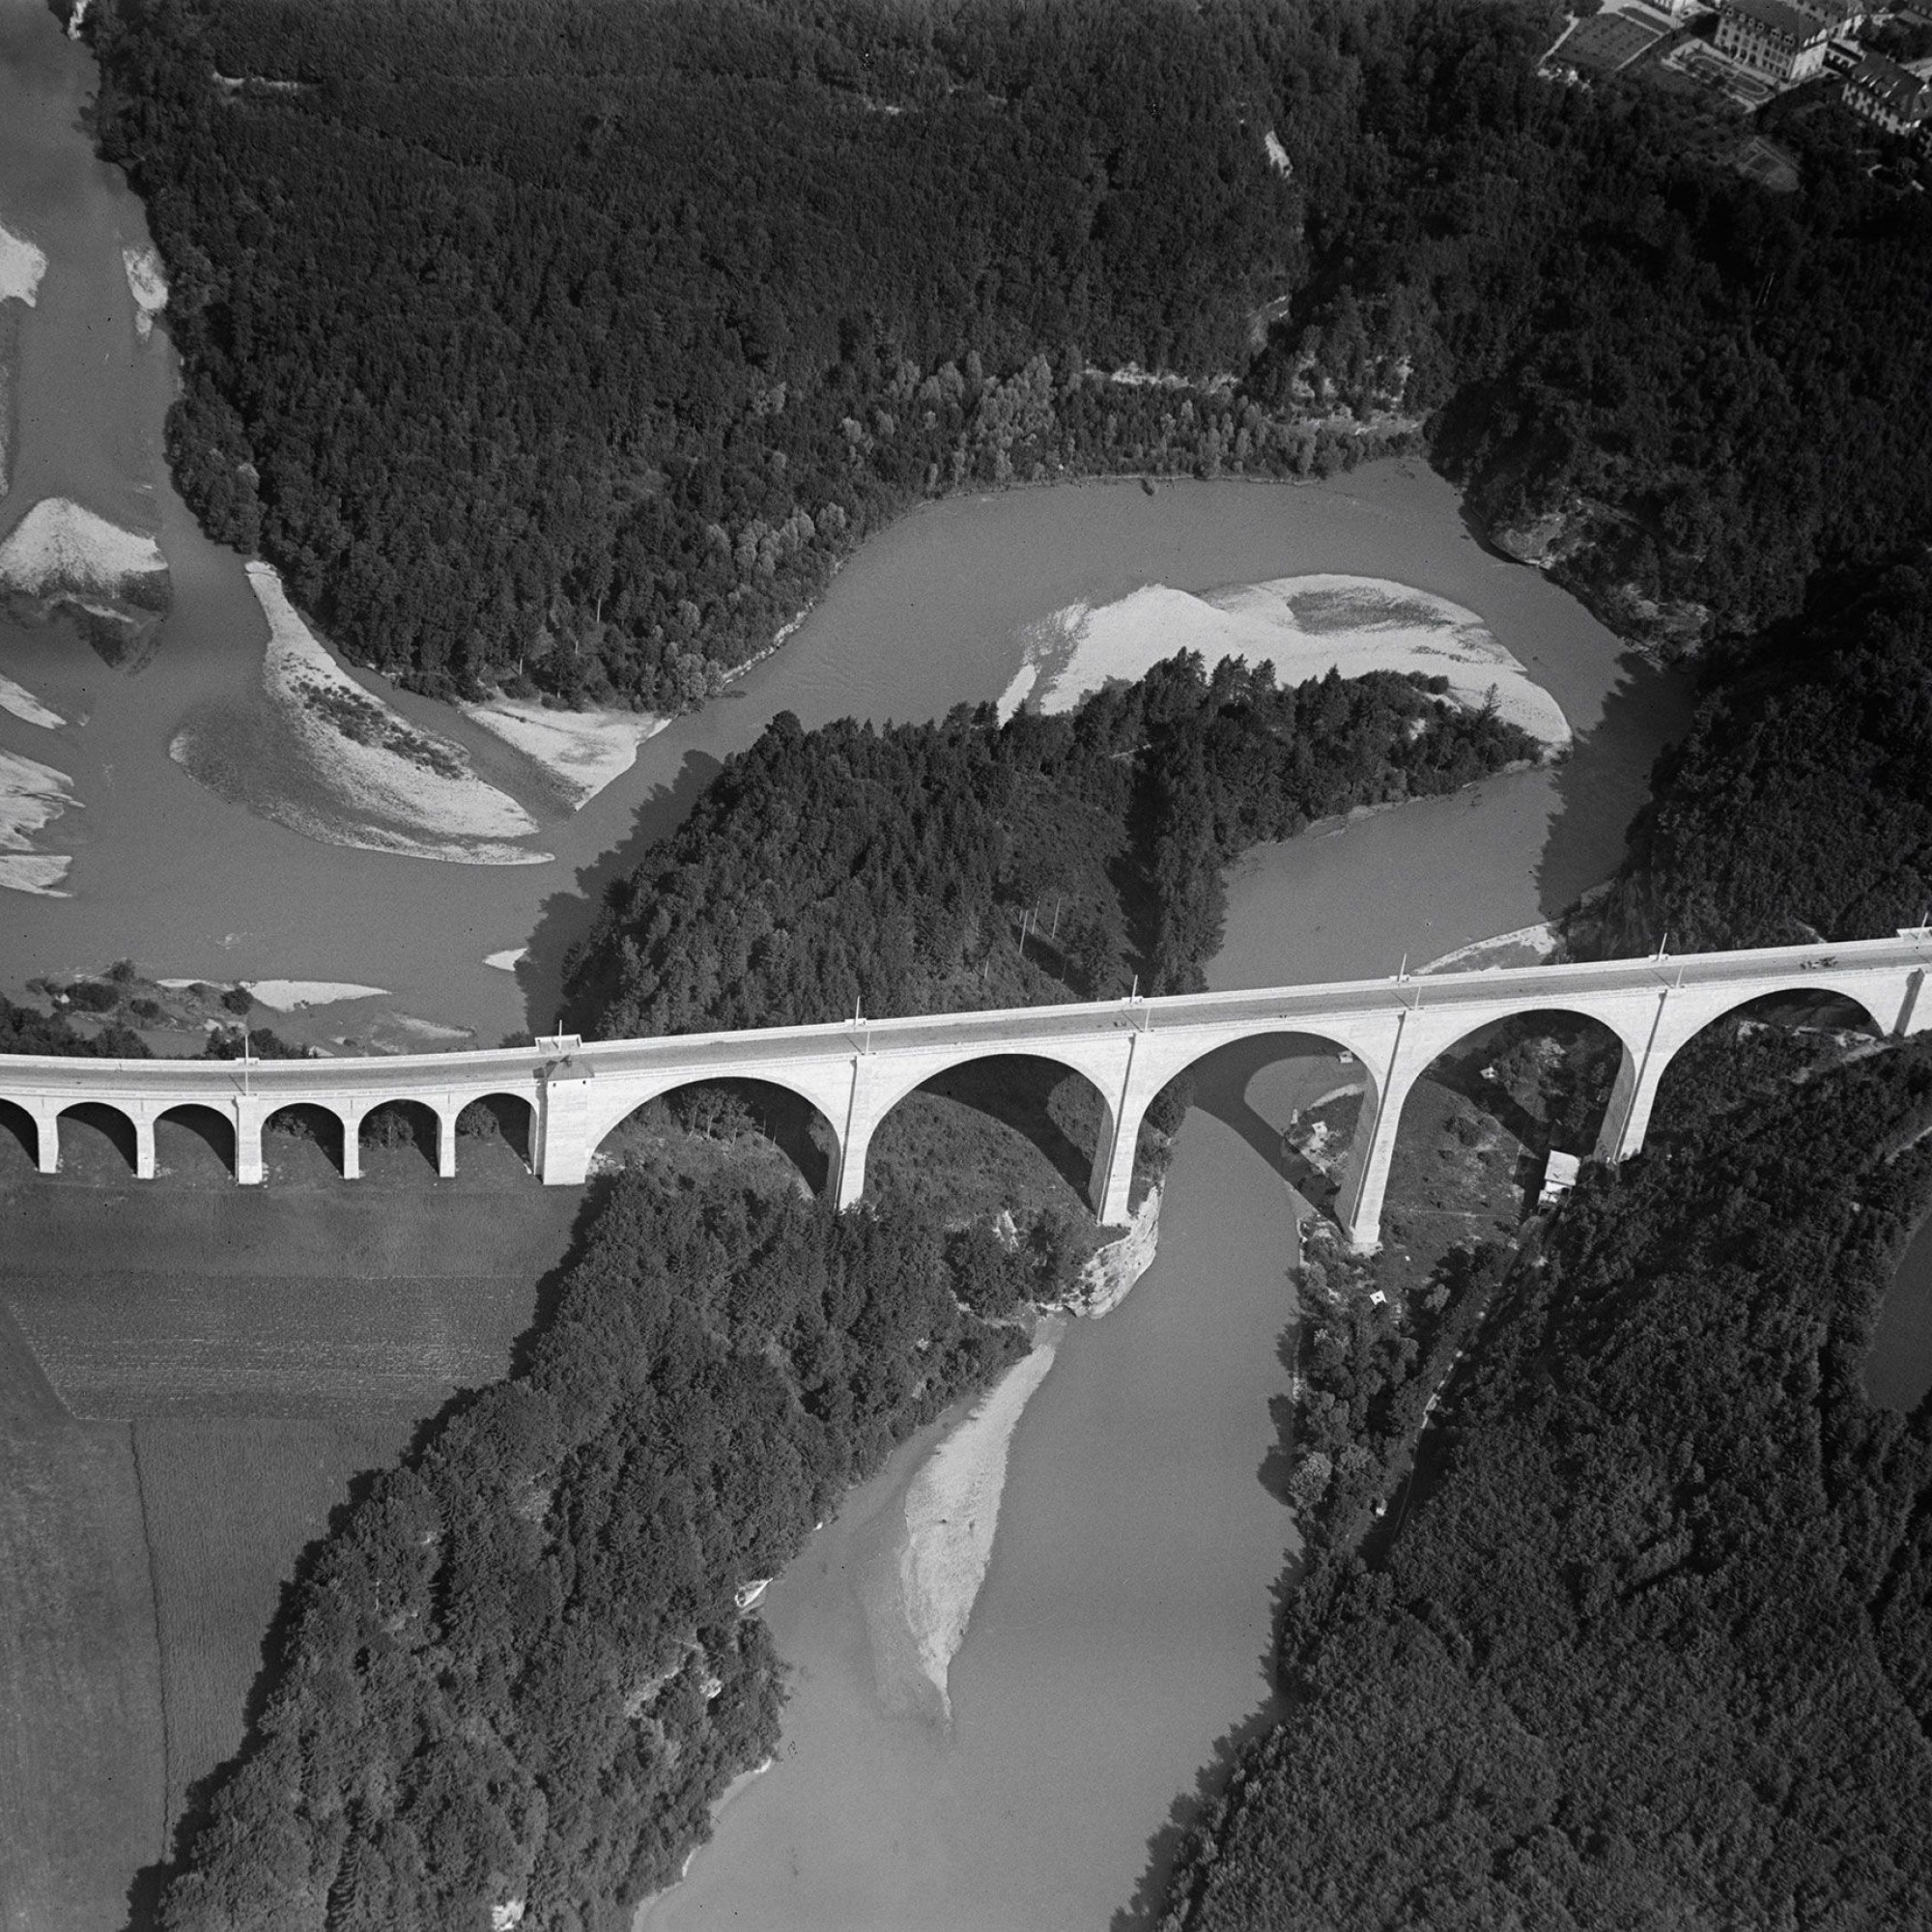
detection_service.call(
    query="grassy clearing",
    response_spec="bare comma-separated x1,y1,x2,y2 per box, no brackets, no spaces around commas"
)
132,1413,412,1837
0,1302,165,1932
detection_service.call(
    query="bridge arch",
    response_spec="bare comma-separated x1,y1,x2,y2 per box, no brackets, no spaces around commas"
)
455,1092,535,1171
851,1049,1122,1224
589,1075,840,1197
1634,984,1886,1156
261,1101,353,1179
0,1095,40,1174
156,1102,237,1179
1104,1022,1388,1232
355,1098,443,1178
57,1099,139,1177
1352,1007,1639,1251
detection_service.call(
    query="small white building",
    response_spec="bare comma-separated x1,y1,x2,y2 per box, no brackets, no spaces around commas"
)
1715,0,1833,80
1537,1150,1582,1209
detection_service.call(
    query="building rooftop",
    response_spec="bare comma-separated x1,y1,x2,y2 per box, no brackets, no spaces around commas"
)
1722,0,1830,41
1847,46,1932,114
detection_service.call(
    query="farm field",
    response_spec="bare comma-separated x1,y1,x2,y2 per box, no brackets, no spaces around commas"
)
132,1413,413,1837
0,1303,165,1932
0,1157,590,1926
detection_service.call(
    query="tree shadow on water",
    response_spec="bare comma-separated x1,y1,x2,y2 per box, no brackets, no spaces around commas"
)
1533,649,1694,926
511,748,724,1037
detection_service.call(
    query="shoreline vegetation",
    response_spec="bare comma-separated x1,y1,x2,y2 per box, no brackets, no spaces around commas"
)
1164,1033,1932,1927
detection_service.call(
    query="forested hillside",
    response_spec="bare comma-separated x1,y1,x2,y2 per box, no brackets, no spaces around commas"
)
89,0,1932,704
1163,1037,1932,1928
1601,567,1932,952
564,651,1535,1033
154,1168,1029,1931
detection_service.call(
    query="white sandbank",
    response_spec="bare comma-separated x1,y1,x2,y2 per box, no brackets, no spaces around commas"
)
999,573,1571,751
244,980,389,1010
246,563,553,866
895,1321,1064,1723
459,696,669,810
484,948,528,972
0,497,164,599
0,220,48,307
0,853,71,894
0,671,65,728
121,244,168,339
0,747,77,896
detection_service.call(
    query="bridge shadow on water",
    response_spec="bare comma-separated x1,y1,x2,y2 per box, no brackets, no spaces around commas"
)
1181,1031,1367,1222
509,747,725,1039
119,1178,618,1932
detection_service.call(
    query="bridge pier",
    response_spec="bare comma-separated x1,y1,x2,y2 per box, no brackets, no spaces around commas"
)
834,1055,876,1210
536,1072,595,1184
434,1099,461,1179
233,1096,269,1183
132,1111,156,1180
27,1101,59,1175
1334,1062,1423,1254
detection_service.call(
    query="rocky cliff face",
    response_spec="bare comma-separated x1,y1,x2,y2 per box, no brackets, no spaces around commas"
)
1056,1185,1163,1318
1489,495,1712,658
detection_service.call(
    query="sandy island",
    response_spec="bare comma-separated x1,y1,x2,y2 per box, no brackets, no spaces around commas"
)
999,573,1571,751
875,1321,1065,1725
156,977,390,1010
237,562,554,866
0,671,66,728
0,218,47,308
0,497,166,602
460,696,669,810
0,747,77,896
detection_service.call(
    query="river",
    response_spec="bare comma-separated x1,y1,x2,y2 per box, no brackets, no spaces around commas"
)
0,10,1704,1927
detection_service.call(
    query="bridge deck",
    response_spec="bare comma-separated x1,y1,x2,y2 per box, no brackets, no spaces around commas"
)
1,934,1925,1099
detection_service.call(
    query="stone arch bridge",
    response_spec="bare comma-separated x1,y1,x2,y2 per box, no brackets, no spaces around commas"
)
3,933,1927,1251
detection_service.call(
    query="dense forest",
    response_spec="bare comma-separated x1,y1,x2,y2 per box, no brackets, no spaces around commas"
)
1162,1030,1932,1927
1602,568,1932,953
87,0,1932,704
565,651,1536,1034
154,1165,1029,1931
